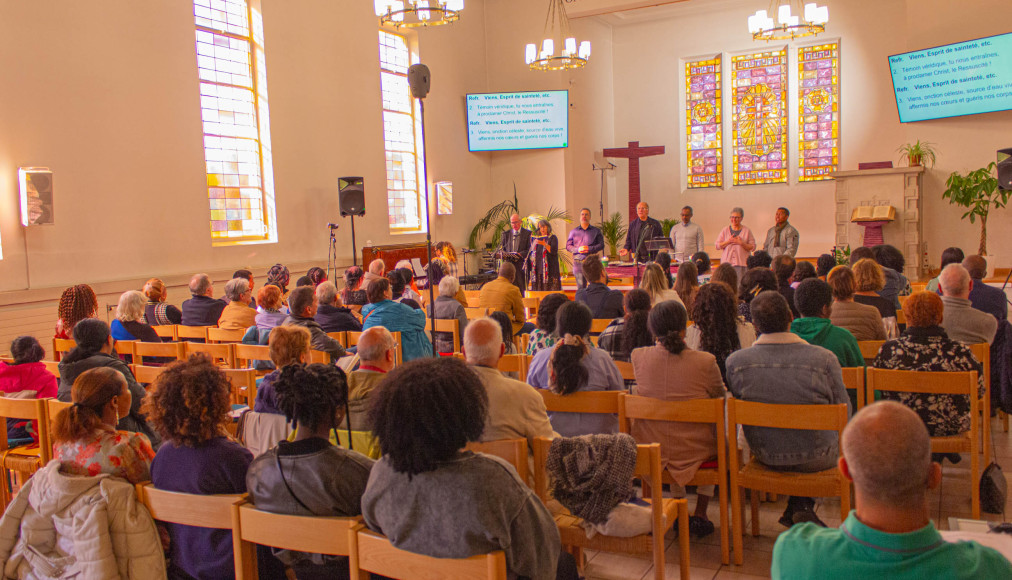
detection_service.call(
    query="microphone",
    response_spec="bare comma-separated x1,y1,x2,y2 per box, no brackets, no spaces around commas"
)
327,223,340,229
408,64,431,99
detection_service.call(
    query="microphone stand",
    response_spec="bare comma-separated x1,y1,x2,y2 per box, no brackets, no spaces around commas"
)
592,163,615,223
520,234,538,293
417,98,436,356
634,225,650,286
326,224,339,284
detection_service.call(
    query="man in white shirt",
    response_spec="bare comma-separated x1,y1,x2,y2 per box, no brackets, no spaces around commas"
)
669,205,704,262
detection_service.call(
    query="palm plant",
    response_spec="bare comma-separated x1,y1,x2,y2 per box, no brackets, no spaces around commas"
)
597,212,627,258
660,218,679,238
467,183,571,249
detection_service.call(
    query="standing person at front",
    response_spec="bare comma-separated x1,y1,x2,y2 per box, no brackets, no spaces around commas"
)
620,202,663,263
566,208,604,289
763,207,799,258
530,219,562,291
715,207,756,279
669,205,705,263
499,213,532,295
725,291,851,528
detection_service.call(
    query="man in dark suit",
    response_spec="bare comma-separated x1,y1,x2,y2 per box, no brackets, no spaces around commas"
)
964,255,1008,323
499,213,532,295
620,201,663,263
181,273,227,327
574,255,624,319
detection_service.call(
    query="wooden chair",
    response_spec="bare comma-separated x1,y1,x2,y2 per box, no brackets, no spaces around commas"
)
426,318,461,354
327,331,348,348
522,296,539,320
969,343,992,464
726,399,850,565
466,438,529,483
46,399,72,443
52,338,76,362
207,328,245,343
865,369,980,518
619,395,729,564
233,344,272,371
896,309,906,326
185,342,235,367
538,390,623,417
42,361,60,377
133,341,185,365
526,291,557,301
465,306,491,319
177,325,211,342
113,340,136,362
353,527,508,580
590,319,614,334
532,438,690,580
308,350,330,364
614,361,636,385
223,368,257,407
132,364,167,385
233,501,361,580
497,354,529,377
153,325,178,340
135,483,246,577
857,340,886,364
466,295,483,308
0,398,52,509
841,367,867,409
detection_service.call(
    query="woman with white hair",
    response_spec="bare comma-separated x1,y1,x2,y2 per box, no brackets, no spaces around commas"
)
110,290,161,343
217,277,257,330
428,276,468,354
715,207,756,278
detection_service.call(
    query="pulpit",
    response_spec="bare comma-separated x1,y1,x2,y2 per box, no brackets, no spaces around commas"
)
831,166,924,280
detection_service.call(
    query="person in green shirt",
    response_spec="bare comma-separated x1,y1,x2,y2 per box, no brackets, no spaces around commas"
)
772,401,1012,579
791,278,864,369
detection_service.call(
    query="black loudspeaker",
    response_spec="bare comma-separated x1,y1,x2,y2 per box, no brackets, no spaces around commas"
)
339,176,365,217
19,168,54,226
998,148,1012,191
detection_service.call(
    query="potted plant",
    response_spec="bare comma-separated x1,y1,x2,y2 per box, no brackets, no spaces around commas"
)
597,212,627,260
942,161,1009,256
468,184,570,250
660,218,679,238
897,140,937,168
833,245,851,266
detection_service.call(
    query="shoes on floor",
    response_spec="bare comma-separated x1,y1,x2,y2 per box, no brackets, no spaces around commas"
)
778,512,794,528
931,452,963,464
688,515,715,538
792,509,827,527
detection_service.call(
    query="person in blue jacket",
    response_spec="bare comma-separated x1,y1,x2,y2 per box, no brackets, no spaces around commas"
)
361,277,433,362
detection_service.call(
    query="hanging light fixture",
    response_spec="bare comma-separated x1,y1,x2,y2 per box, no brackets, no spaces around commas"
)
748,1,828,41
375,0,463,28
525,0,591,72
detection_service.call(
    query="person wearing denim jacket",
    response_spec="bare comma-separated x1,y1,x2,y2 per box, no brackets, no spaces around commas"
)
726,291,852,527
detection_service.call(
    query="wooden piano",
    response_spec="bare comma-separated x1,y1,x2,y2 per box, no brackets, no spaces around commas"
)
362,242,429,273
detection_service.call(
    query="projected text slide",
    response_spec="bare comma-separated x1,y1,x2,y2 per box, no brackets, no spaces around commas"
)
467,91,568,151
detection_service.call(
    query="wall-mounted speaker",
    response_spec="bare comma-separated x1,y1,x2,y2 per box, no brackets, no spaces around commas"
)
339,176,365,217
18,167,54,226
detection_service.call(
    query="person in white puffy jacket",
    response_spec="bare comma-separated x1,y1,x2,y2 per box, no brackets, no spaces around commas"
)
0,460,166,579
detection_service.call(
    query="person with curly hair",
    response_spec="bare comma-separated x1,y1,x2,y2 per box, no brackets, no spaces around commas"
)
597,289,653,363
55,283,98,339
142,278,182,326
631,300,725,537
53,367,154,483
816,253,836,280
0,336,57,442
362,357,571,580
673,261,699,319
738,267,778,323
746,250,773,270
791,260,818,288
247,363,374,579
146,354,254,580
687,282,756,382
692,251,712,284
526,293,569,356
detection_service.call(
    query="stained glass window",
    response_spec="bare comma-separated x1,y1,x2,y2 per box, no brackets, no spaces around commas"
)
731,48,788,186
193,0,277,245
798,42,840,182
379,30,425,233
685,55,722,188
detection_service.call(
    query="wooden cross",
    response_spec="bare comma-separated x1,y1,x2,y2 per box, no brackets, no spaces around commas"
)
603,141,666,220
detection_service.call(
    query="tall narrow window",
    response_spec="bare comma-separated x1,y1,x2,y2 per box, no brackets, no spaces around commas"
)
798,42,840,182
731,48,788,186
378,30,425,233
193,0,277,245
685,55,723,189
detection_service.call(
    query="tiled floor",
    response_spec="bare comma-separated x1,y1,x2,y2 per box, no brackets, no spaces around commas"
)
579,420,1012,580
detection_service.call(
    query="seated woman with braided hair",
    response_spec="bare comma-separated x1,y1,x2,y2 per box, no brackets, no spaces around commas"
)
247,363,374,580
54,283,98,339
526,301,624,437
53,367,155,483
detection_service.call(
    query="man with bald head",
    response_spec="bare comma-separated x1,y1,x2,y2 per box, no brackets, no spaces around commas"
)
499,213,532,295
181,273,227,327
362,259,386,286
939,263,998,345
964,255,1008,323
463,318,554,449
621,202,663,263
342,327,396,431
772,401,1011,579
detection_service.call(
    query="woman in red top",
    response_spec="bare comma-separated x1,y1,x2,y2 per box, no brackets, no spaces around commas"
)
0,336,57,442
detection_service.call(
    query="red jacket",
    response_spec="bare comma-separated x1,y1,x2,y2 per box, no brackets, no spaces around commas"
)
0,362,58,442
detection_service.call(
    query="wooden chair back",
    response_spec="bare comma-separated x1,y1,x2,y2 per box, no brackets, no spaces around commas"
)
207,328,245,343
466,438,529,483
466,295,482,308
895,309,906,325
132,364,168,385
347,330,403,365
185,342,235,367
153,325,178,340
841,367,866,409
353,528,507,580
233,502,359,580
970,342,992,464
614,361,636,383
308,350,330,364
427,318,461,354
590,319,614,334
233,344,272,369
497,354,529,377
538,390,623,415
0,398,51,461
522,297,539,319
464,307,491,319
177,325,211,341
857,340,886,363
326,332,348,348
133,341,185,365
112,340,136,360
223,369,257,407
52,338,76,362
136,482,243,530
46,399,72,444
42,361,60,377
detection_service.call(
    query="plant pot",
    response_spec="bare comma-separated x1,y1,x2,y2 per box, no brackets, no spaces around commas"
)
908,153,922,166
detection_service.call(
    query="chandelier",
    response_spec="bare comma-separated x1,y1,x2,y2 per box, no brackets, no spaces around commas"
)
525,0,591,72
748,1,829,41
375,0,463,28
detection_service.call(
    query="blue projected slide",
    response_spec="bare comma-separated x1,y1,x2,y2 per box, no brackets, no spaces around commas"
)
466,91,569,151
889,32,1012,123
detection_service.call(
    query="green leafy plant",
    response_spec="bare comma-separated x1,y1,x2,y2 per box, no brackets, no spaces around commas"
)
467,183,571,250
660,218,679,238
597,212,627,258
943,162,1009,255
897,140,937,169
833,245,851,266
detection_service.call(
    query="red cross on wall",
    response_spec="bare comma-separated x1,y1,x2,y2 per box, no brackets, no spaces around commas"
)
603,141,666,220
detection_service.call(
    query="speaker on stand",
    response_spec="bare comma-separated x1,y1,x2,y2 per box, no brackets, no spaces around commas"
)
339,176,365,267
